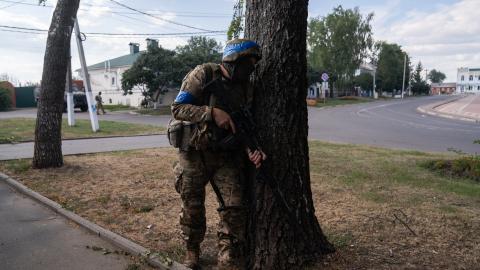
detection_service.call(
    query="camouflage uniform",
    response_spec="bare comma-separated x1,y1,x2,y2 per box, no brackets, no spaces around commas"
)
95,93,106,115
171,63,252,269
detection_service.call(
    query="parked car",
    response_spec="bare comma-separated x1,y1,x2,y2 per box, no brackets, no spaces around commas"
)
34,85,88,112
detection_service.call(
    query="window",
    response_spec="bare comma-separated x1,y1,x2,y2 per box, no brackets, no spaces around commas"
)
469,75,473,81
478,86,480,91
111,77,115,85
461,75,464,81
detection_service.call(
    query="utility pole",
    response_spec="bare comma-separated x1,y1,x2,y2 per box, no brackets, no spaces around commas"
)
402,53,406,99
66,47,75,126
74,18,99,132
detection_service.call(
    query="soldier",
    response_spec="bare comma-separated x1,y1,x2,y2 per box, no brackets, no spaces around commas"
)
171,39,266,269
95,91,106,115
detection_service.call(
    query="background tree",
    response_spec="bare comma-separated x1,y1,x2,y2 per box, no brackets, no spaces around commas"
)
0,87,12,111
227,0,244,40
121,36,222,102
307,6,373,96
428,69,446,83
245,0,334,269
411,62,430,95
376,42,410,96
121,45,177,99
175,36,222,79
354,72,374,91
33,0,80,168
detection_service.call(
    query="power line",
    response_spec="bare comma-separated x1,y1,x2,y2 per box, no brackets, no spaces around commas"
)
0,0,25,9
0,28,226,39
108,0,217,32
0,0,230,17
0,24,226,37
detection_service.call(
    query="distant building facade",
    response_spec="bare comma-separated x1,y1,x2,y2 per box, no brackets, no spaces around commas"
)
457,67,480,94
75,39,178,108
431,82,456,95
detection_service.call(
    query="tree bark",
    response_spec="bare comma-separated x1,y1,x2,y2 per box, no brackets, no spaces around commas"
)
245,0,334,269
33,0,80,168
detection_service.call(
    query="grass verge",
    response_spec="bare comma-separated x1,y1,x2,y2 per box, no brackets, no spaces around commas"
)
316,96,373,108
0,118,164,144
134,106,171,116
103,104,135,111
422,156,480,182
1,141,479,269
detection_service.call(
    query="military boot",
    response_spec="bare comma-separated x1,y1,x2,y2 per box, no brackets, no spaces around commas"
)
184,248,200,269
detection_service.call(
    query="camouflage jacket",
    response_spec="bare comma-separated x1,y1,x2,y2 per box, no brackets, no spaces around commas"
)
171,63,253,150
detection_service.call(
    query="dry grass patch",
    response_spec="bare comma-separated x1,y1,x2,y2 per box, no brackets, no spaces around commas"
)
1,142,479,269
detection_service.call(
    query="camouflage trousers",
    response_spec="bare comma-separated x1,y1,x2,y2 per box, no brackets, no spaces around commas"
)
174,150,246,270
96,102,105,114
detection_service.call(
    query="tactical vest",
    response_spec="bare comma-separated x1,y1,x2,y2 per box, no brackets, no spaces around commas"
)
168,63,252,152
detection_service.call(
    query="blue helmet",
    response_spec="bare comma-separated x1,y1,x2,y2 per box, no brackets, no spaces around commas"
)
222,39,262,63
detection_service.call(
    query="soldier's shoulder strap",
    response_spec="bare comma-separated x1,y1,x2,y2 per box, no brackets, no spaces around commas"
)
202,63,221,91
201,63,223,107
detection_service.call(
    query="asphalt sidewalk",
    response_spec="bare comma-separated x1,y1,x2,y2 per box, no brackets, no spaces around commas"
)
0,180,132,270
0,134,170,161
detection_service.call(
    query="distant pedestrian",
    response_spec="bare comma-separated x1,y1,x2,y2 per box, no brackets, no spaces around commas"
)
95,92,106,115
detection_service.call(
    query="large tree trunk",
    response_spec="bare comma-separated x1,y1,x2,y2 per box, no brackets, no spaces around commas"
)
245,1,334,269
33,0,80,168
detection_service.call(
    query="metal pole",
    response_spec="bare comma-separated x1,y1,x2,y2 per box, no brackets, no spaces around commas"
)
74,18,99,132
402,53,406,99
66,47,75,126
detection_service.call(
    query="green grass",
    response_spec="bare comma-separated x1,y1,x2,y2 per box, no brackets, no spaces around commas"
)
309,141,480,199
3,159,30,173
325,231,354,248
135,106,171,116
103,104,135,111
361,191,388,203
0,118,164,144
316,96,373,108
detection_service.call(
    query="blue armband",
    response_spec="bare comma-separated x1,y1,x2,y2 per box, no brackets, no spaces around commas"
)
175,90,195,104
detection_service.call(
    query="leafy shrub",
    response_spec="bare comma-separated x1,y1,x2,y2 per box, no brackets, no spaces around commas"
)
0,87,12,111
423,157,480,182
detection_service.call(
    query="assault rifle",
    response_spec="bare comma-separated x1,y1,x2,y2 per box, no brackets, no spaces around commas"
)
225,106,299,226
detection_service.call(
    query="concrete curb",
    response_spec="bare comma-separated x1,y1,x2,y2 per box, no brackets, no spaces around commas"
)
0,172,189,270
417,96,479,123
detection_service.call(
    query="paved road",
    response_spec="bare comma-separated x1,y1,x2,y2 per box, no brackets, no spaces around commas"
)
309,95,480,153
0,181,132,270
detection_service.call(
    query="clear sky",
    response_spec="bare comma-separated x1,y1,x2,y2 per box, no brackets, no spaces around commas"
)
0,0,478,84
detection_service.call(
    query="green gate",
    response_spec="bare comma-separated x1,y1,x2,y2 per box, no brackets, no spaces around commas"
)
15,87,36,108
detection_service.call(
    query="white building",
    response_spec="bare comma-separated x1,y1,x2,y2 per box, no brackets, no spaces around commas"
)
457,67,480,94
76,40,179,107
